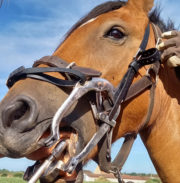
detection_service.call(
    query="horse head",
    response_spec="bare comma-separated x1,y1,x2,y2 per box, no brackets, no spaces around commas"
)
1,0,180,182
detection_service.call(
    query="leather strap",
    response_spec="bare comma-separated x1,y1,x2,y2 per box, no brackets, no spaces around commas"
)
125,75,152,102
109,48,160,121
6,66,86,88
33,56,102,78
7,56,101,88
110,134,136,172
97,134,136,174
151,23,162,42
139,24,150,51
97,24,161,177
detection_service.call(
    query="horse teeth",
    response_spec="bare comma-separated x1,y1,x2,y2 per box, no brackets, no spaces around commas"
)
56,160,64,170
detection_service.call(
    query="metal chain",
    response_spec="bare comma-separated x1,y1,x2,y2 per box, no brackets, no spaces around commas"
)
115,168,124,183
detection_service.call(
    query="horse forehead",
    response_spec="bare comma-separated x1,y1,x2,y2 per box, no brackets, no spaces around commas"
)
57,4,148,57
80,18,97,28
79,6,147,32
110,6,148,25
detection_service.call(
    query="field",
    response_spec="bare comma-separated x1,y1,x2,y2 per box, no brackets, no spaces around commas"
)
0,177,161,183
0,169,161,183
0,177,26,183
0,169,37,183
0,177,40,183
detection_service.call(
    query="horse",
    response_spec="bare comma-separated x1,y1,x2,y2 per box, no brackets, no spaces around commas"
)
0,0,180,182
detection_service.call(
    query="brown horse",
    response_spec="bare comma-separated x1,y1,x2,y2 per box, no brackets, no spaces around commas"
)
0,0,180,182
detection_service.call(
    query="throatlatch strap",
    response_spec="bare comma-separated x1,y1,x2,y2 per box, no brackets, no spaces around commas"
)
111,135,136,171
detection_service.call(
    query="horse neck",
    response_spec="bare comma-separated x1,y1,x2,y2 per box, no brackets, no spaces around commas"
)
140,66,180,182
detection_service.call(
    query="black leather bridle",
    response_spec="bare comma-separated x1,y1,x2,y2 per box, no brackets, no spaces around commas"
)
6,23,161,183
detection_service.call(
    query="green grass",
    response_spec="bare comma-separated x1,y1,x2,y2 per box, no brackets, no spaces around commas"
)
146,179,161,183
0,177,40,183
84,182,109,183
0,177,26,183
0,178,161,183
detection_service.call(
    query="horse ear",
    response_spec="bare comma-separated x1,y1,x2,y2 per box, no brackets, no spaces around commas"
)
127,0,154,14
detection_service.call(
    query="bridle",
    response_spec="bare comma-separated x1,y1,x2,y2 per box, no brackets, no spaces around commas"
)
6,23,161,183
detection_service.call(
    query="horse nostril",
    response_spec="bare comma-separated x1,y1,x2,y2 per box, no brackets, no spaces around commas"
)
13,101,29,121
2,100,30,128
9,101,29,124
2,96,38,132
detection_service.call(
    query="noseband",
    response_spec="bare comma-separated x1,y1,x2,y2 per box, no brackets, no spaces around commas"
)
7,23,161,183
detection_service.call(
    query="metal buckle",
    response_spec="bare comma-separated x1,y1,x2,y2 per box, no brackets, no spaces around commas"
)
156,37,162,49
65,62,76,80
146,67,159,85
98,112,116,127
90,98,120,128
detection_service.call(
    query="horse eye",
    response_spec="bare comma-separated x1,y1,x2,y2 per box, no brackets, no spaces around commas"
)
106,28,125,40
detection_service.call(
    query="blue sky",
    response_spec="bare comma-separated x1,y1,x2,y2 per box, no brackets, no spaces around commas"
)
0,0,179,174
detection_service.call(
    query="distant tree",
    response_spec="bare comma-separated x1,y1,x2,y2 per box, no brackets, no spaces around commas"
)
1,173,8,177
140,173,147,176
0,169,9,174
130,172,137,176
13,172,23,178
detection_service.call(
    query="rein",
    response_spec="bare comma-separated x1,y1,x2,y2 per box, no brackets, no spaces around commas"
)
7,23,161,183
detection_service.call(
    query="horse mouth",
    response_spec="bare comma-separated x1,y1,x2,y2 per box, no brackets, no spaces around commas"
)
25,126,80,182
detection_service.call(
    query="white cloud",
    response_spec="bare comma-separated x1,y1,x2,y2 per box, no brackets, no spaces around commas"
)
0,13,79,74
0,34,58,72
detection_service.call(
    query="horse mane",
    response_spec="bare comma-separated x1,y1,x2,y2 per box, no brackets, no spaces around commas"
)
149,6,175,32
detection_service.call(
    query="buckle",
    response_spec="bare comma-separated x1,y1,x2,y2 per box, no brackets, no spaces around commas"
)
98,112,116,127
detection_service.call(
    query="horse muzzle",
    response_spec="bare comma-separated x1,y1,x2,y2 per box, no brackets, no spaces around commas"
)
2,95,38,133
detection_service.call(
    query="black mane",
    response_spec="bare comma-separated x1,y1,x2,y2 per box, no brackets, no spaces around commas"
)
149,6,175,32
